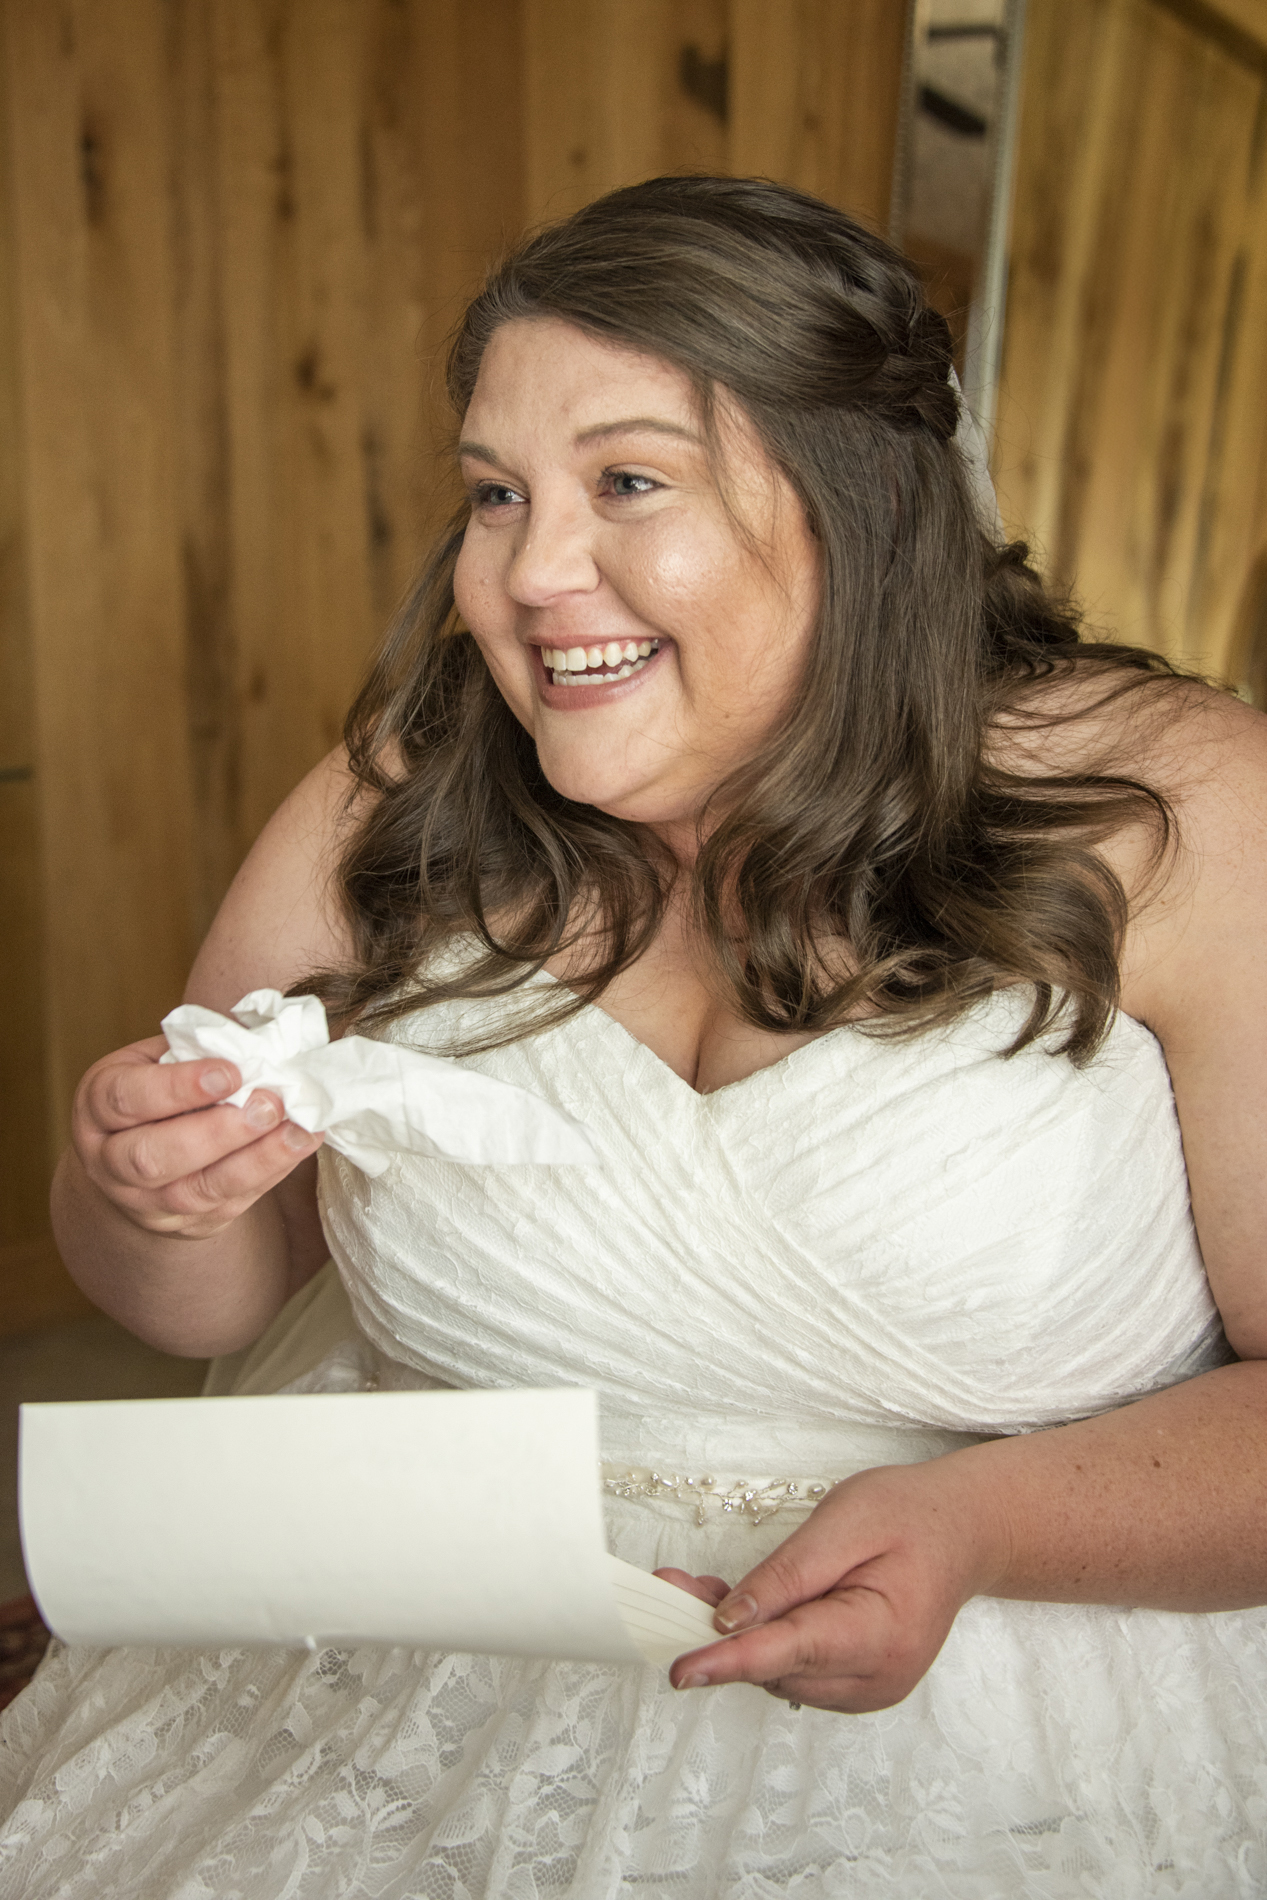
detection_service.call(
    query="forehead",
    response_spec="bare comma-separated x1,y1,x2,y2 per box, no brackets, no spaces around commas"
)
464,318,700,430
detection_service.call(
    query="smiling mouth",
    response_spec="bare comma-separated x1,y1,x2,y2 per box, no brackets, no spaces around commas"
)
538,639,660,685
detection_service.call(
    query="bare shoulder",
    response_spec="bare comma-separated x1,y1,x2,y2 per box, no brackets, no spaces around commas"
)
184,747,371,1013
997,666,1267,1349
1086,677,1267,1032
992,666,1267,1015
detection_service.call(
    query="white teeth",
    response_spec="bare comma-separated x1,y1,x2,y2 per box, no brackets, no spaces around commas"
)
546,638,660,688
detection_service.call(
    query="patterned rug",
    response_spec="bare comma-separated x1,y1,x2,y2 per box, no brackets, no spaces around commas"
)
0,1596,51,1712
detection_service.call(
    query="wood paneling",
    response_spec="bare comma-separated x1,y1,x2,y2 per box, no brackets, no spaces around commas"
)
995,0,1267,677
728,0,906,229
0,10,87,1328
0,0,908,1337
521,0,903,232
5,1,197,1127
199,0,527,887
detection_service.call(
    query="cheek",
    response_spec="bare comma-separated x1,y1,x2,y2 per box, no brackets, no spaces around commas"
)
610,518,739,633
469,634,535,737
451,536,481,622
453,530,510,632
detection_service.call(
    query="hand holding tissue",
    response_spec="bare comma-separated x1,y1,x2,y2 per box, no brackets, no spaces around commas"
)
160,989,598,1176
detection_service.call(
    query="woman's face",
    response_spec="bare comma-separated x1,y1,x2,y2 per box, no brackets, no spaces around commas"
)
453,318,821,840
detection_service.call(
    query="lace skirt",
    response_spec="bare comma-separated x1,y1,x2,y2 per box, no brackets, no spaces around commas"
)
3,1473,1267,1898
3,1294,1267,1898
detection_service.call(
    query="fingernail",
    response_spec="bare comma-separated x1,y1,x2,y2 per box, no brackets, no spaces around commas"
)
200,1065,233,1099
715,1593,758,1632
283,1121,317,1151
244,1094,279,1132
674,1672,709,1690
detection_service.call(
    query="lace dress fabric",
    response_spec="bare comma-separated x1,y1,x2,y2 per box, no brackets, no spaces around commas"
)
1,976,1263,1899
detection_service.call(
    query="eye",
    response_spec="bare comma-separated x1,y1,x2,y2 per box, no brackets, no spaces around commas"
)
471,481,526,509
602,470,661,500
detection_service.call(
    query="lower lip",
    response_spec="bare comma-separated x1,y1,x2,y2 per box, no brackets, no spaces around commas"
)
533,643,669,711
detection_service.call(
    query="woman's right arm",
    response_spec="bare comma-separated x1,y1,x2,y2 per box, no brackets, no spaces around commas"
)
51,748,363,1358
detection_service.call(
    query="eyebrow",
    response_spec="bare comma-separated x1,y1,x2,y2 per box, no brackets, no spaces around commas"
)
574,417,702,447
457,416,702,462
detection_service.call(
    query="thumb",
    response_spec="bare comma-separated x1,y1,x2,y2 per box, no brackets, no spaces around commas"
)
712,1489,879,1633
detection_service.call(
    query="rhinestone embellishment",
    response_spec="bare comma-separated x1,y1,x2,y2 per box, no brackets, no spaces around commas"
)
601,1465,831,1527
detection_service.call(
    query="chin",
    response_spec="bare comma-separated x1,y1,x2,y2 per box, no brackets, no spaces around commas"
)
534,749,664,823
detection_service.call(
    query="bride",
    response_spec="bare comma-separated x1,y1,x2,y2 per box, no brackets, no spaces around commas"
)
3,174,1267,1897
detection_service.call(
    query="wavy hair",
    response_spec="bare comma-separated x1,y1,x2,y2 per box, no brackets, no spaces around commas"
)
305,175,1179,1061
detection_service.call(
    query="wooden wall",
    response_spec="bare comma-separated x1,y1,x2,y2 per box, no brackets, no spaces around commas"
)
0,0,906,1334
996,0,1267,678
11,0,1266,1339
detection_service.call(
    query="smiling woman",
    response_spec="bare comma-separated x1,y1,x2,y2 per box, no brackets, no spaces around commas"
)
311,178,1178,1080
6,175,1267,1899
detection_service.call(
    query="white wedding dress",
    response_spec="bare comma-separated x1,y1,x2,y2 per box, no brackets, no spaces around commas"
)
2,968,1265,1898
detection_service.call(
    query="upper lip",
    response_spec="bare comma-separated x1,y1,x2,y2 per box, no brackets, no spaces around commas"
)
527,638,648,649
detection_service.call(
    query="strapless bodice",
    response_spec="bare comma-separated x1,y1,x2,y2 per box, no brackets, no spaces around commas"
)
317,969,1228,1469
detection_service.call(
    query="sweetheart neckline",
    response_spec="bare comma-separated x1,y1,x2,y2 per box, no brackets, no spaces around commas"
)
527,965,1158,1103
401,939,1160,1101
550,977,852,1100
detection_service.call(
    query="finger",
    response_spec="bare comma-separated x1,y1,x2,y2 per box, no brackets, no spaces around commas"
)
124,1120,324,1231
83,1047,244,1133
652,1570,730,1608
669,1592,882,1693
98,1092,289,1192
710,1488,875,1635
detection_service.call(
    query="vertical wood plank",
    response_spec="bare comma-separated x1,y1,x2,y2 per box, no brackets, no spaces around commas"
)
211,0,377,850
523,0,671,224
0,2,56,1255
996,0,1267,674
169,0,239,934
1176,43,1267,672
210,0,529,869
728,0,906,228
662,0,730,177
359,0,526,586
5,0,197,1126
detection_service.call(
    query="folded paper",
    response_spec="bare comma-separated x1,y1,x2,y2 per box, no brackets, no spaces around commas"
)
160,989,598,1176
19,1387,721,1668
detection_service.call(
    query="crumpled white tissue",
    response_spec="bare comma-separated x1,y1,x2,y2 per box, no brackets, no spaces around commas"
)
160,989,598,1177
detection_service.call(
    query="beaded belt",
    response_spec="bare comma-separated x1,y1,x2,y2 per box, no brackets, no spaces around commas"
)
600,1462,835,1527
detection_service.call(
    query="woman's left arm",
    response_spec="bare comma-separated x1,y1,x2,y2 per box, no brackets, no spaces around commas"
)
666,690,1267,1711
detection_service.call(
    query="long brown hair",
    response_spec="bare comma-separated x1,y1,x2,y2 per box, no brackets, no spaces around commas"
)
307,175,1179,1062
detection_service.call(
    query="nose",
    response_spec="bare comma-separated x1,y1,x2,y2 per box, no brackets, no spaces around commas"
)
504,495,600,607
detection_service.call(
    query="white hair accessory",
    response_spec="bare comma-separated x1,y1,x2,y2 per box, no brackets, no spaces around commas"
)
949,368,1003,535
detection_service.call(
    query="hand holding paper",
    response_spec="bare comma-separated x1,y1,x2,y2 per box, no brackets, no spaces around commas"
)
161,990,598,1177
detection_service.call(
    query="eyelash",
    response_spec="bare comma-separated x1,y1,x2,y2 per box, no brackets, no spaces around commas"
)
470,469,661,510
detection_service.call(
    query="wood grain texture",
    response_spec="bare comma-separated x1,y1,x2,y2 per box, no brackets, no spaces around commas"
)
0,0,530,1332
3,0,198,1125
0,3,55,1266
206,0,527,867
995,0,1267,675
1151,0,1267,66
523,0,668,222
728,0,906,228
0,1241,93,1338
